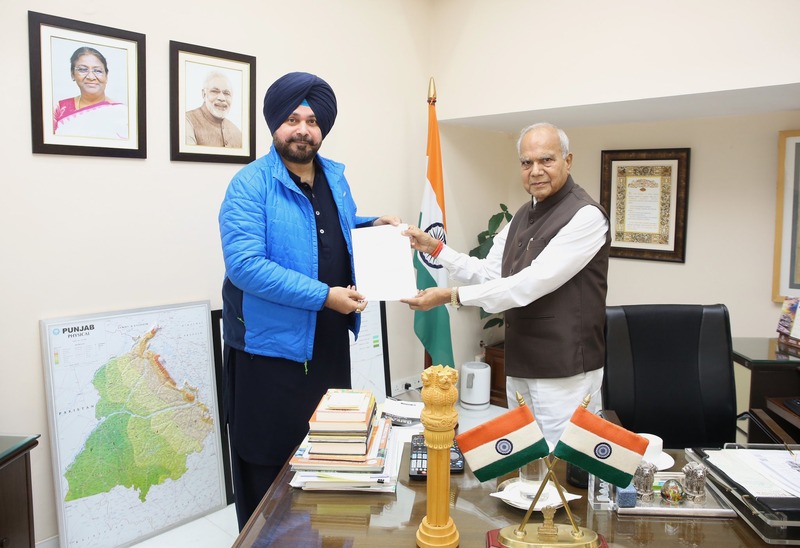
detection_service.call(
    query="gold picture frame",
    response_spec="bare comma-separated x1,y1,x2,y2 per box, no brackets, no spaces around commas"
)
600,148,691,262
772,130,800,302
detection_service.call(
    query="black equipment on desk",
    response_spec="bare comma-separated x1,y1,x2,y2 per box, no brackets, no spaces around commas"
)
409,434,464,480
785,398,800,417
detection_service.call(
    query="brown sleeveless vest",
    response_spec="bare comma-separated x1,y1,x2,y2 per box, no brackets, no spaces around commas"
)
501,176,610,378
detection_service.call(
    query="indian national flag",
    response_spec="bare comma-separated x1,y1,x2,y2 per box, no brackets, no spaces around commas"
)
412,78,454,367
553,406,649,488
455,405,549,482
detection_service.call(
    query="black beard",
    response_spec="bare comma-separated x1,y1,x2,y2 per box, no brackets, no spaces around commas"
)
274,136,320,164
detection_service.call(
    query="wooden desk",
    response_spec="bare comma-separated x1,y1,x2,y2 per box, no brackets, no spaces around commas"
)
733,338,800,442
0,435,40,548
767,397,800,430
733,337,800,409
234,445,771,547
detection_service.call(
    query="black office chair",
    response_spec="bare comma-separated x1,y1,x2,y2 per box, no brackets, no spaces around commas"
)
602,304,737,449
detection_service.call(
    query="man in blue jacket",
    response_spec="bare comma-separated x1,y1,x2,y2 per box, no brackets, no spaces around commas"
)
219,71,400,529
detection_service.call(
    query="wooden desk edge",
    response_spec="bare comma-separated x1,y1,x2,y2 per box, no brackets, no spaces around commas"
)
232,453,295,547
764,398,800,438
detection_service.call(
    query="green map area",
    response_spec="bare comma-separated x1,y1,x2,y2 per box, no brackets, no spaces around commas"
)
64,327,214,502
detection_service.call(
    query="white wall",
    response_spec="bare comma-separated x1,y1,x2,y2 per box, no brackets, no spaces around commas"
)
3,0,799,544
3,1,428,542
430,0,800,120
567,112,800,336
438,110,800,369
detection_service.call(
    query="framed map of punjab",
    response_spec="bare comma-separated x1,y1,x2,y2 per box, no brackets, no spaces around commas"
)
40,301,226,547
600,148,691,262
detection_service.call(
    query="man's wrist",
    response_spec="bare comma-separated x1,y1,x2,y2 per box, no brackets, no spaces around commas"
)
450,287,462,309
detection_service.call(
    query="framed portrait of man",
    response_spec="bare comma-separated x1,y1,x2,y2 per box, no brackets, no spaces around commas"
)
169,41,256,164
28,11,146,158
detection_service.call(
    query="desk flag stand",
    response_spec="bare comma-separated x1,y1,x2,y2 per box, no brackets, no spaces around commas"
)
496,395,600,548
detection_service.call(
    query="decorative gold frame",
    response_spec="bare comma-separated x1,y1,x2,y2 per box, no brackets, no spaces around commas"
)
772,130,800,301
600,148,691,262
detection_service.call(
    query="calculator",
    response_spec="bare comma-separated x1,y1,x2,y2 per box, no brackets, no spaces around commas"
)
409,433,465,480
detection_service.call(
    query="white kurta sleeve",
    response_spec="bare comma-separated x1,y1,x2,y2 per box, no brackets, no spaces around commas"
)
447,205,608,313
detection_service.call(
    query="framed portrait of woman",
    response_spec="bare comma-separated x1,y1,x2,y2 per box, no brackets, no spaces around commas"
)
28,11,147,158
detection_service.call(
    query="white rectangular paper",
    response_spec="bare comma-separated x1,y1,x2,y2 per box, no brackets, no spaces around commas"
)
352,224,418,301
705,449,800,497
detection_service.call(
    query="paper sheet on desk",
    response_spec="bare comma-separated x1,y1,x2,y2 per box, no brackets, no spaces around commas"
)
491,481,581,511
382,398,423,420
352,224,418,301
706,449,800,497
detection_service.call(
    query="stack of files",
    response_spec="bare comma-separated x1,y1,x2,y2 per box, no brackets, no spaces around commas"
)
307,389,377,460
290,416,391,473
687,445,800,545
290,419,403,492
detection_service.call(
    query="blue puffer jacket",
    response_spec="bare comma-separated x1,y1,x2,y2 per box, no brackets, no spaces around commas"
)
219,145,376,362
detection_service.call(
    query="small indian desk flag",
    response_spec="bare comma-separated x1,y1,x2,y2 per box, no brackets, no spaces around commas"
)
553,406,649,488
455,405,549,482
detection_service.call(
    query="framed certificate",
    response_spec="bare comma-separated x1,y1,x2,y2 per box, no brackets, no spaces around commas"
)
600,148,691,262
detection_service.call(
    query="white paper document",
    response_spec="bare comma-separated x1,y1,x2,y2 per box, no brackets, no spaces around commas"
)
705,448,800,497
382,398,423,421
351,224,418,301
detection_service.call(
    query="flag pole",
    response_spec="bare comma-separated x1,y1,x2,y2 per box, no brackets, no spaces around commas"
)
423,76,436,370
415,76,454,370
424,76,436,370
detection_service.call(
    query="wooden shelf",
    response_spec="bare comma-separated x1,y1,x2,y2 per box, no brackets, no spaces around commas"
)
483,342,507,408
0,435,39,548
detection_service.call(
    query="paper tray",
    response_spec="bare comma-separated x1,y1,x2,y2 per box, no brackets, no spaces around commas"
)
615,472,736,518
687,445,800,545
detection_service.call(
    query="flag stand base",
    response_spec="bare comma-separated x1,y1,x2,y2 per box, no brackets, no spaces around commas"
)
495,394,603,547
496,523,600,548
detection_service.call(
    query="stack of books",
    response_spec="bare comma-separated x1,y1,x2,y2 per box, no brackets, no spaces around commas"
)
289,389,399,492
307,389,377,459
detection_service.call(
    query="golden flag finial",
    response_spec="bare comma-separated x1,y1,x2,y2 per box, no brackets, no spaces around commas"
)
515,391,526,407
428,77,437,105
580,394,592,408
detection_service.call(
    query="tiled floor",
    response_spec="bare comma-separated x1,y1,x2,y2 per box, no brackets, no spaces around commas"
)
131,503,239,547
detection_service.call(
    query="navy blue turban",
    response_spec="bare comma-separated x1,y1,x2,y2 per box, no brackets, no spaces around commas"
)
263,72,338,139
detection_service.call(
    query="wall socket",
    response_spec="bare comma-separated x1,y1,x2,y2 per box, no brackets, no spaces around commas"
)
391,374,423,396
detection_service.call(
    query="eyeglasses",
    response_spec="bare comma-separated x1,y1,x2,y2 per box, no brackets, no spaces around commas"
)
74,66,107,77
206,88,232,99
